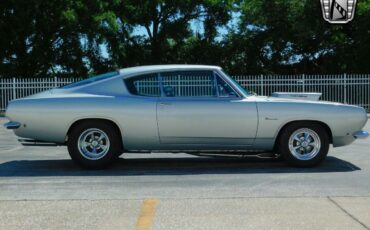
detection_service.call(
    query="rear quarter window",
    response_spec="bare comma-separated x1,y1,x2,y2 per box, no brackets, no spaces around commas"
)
62,71,119,89
125,74,161,97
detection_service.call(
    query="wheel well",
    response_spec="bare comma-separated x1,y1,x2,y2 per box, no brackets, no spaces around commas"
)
66,118,123,149
273,120,333,150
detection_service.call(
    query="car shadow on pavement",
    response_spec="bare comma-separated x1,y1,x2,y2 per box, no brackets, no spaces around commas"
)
0,156,360,177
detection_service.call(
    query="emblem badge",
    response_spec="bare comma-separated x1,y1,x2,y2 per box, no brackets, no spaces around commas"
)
320,0,357,24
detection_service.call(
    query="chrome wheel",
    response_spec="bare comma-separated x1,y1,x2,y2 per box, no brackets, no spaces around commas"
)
288,128,321,161
77,128,110,160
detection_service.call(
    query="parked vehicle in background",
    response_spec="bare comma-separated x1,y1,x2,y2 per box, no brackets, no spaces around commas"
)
4,65,369,169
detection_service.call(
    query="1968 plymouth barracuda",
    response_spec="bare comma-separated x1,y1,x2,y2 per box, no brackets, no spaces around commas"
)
4,65,369,169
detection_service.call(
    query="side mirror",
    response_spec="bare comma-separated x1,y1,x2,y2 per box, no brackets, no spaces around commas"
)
228,91,237,97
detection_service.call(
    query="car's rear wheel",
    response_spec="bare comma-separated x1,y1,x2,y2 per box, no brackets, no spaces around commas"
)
67,121,122,169
277,122,329,167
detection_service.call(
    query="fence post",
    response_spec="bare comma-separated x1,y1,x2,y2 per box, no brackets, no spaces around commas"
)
302,74,305,92
12,77,16,100
343,73,347,104
54,76,58,88
260,74,264,95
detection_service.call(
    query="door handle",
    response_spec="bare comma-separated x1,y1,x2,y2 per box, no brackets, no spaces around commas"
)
159,102,172,106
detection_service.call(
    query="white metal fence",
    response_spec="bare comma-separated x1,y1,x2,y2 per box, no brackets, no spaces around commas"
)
234,74,370,110
0,77,81,112
1,74,370,112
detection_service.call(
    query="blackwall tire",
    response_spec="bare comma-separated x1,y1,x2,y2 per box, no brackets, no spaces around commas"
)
278,122,329,167
67,121,121,169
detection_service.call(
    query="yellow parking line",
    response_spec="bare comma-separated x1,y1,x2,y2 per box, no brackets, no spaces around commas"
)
136,198,159,230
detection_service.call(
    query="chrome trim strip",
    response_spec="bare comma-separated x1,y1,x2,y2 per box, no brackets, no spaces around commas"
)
353,130,369,139
4,121,21,130
18,139,58,146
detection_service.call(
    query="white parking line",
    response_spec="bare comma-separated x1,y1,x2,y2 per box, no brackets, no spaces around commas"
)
0,146,23,153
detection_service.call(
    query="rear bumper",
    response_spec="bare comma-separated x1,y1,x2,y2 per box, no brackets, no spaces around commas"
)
4,121,21,130
353,130,369,139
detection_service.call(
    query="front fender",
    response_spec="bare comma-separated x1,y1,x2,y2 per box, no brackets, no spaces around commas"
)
255,100,367,148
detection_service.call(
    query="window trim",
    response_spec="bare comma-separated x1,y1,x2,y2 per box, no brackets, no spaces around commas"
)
158,72,164,97
158,70,241,99
159,70,216,98
124,69,243,99
124,73,161,97
213,71,241,98
214,70,244,98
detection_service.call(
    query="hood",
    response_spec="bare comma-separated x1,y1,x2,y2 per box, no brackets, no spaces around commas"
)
251,95,348,106
271,92,321,101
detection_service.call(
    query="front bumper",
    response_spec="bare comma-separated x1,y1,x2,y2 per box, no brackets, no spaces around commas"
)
353,130,369,139
4,121,21,130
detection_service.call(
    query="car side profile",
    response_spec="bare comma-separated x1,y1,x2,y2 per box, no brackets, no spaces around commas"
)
4,65,369,169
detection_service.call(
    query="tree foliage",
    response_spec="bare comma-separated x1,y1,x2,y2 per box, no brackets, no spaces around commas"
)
0,0,369,77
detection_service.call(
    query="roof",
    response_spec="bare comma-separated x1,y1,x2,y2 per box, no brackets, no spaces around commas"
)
119,64,221,77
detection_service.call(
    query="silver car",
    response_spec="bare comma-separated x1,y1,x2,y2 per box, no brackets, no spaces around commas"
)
4,65,369,169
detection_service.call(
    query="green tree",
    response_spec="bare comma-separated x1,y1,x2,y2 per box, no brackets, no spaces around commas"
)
122,0,232,64
0,0,369,77
234,0,370,74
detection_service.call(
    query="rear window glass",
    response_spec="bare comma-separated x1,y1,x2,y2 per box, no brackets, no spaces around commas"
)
125,74,160,97
62,71,119,89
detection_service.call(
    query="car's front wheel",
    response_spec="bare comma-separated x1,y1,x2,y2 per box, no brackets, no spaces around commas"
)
67,121,122,169
277,122,329,167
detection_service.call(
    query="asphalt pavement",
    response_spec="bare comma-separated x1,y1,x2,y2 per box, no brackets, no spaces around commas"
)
0,117,369,229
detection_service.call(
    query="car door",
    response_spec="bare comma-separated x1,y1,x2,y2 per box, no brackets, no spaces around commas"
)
156,70,258,149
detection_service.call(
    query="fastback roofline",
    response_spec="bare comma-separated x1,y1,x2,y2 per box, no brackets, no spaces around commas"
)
118,64,222,79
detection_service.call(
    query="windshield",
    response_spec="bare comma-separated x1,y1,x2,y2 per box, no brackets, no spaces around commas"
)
62,71,119,89
221,71,250,96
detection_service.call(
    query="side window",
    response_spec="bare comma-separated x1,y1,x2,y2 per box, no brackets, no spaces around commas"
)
161,71,215,97
125,74,160,97
215,74,238,97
